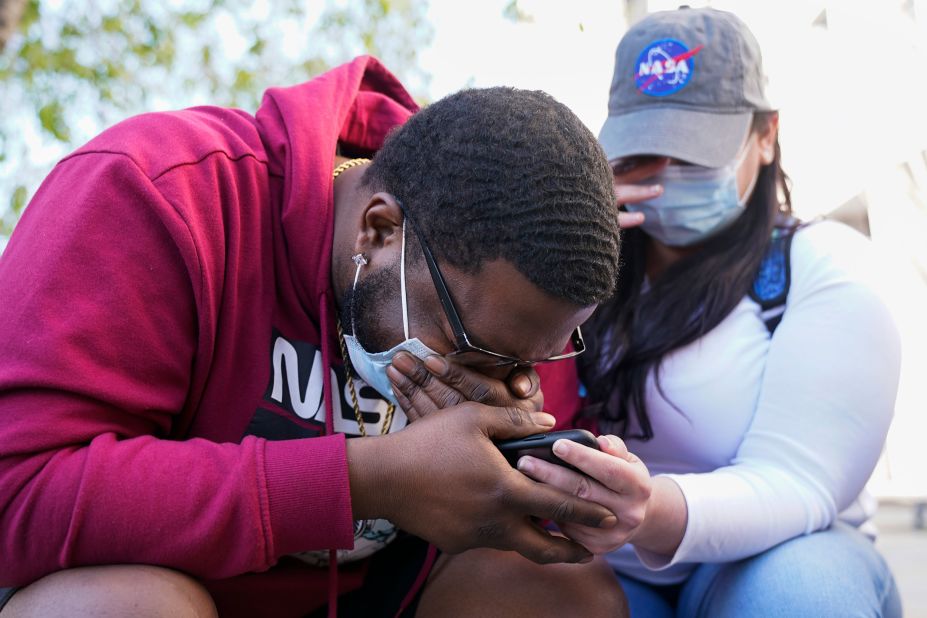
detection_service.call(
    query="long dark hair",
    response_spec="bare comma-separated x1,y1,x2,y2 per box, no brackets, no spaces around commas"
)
578,113,792,440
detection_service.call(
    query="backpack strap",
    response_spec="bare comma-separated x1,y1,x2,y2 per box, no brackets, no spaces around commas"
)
749,215,804,335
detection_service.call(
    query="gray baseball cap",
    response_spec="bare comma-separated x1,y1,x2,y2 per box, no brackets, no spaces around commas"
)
598,7,773,168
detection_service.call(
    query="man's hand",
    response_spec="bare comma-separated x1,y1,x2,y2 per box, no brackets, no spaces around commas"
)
346,402,617,564
386,352,543,421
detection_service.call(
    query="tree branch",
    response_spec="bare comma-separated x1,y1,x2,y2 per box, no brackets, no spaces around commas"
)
0,0,26,52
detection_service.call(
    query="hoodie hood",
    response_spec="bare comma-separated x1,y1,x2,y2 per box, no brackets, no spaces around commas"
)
254,57,420,610
255,55,418,335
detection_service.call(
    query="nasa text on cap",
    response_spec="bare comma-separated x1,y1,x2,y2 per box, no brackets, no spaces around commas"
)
634,38,703,97
598,7,773,169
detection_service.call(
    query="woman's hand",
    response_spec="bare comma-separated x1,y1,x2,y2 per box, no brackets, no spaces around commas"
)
612,156,670,230
387,352,543,422
515,434,653,555
618,211,646,229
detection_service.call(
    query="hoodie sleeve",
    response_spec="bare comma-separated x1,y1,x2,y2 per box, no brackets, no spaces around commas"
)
0,151,353,587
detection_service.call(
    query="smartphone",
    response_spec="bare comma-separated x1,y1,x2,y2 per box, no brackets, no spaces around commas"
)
496,429,599,473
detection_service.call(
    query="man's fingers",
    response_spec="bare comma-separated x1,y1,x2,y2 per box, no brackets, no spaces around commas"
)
386,365,441,421
390,353,467,410
506,366,540,399
423,355,506,405
506,522,594,565
478,405,555,441
409,355,542,411
387,368,422,422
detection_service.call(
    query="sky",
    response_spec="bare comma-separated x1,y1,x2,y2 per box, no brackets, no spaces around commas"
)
419,1,626,141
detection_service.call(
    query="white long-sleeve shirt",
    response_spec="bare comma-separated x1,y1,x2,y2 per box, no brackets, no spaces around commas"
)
608,220,901,584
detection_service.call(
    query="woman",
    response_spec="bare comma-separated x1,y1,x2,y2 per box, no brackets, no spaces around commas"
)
525,7,903,617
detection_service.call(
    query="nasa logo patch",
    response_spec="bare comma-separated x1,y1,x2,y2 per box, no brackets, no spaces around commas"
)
634,39,703,97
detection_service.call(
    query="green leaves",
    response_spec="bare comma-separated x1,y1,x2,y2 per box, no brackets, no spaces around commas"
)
38,101,69,141
100,15,122,33
0,186,28,240
179,11,207,29
10,185,27,217
0,0,434,244
233,68,253,92
20,0,40,31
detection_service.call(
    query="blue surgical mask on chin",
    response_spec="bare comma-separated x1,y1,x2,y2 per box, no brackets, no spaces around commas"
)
343,220,439,407
625,148,757,247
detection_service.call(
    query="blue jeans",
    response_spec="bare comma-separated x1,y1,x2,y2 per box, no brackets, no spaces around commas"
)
619,524,902,618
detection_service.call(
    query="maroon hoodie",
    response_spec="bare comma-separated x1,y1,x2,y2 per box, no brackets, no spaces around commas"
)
0,56,417,615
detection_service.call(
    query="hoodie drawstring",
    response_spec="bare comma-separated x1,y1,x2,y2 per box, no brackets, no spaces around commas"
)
320,288,438,616
319,292,340,618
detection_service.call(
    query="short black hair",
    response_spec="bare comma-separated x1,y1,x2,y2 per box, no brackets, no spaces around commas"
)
362,87,620,306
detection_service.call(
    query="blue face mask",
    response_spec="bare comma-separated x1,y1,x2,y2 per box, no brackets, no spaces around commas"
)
626,149,757,247
343,221,439,407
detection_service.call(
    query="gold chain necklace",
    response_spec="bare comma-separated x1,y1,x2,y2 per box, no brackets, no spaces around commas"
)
336,320,395,437
332,157,371,179
333,157,394,437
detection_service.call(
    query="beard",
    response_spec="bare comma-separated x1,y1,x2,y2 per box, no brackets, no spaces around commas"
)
339,261,400,354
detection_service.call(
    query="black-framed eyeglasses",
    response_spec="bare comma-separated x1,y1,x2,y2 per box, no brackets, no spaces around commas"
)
396,199,586,368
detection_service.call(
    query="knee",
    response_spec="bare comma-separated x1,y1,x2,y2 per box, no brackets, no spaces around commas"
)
685,526,898,618
1,565,217,618
419,549,628,618
526,558,628,618
748,525,892,589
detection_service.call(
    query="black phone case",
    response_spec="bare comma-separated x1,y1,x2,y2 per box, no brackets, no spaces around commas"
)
496,429,599,472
